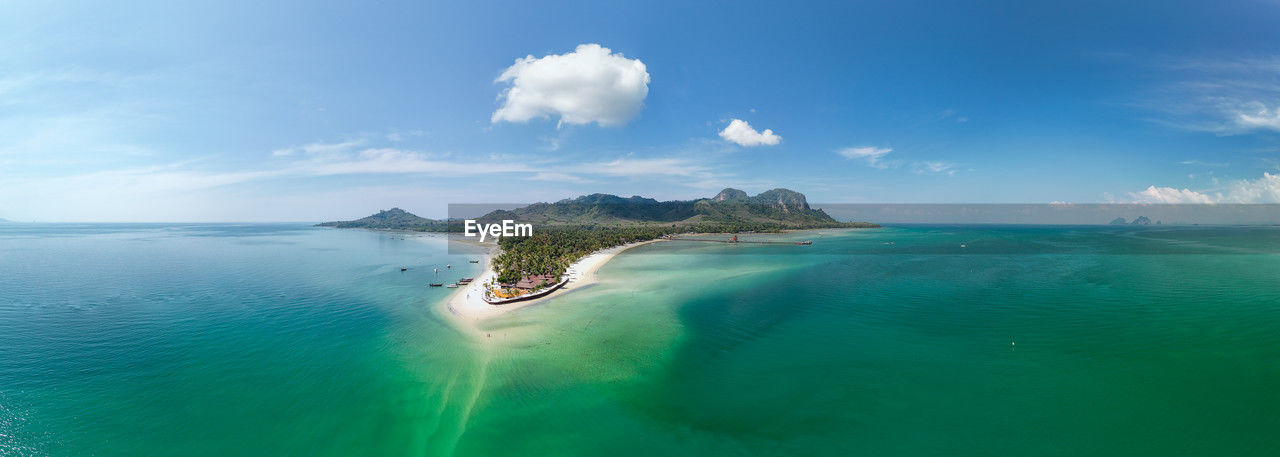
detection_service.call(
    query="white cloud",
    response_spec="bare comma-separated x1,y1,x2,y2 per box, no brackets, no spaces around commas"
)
1130,186,1216,204
1,120,747,221
1235,103,1280,130
1178,159,1229,167
940,109,968,123
913,160,957,175
491,43,650,127
838,146,892,169
271,139,366,157
295,147,533,177
3,147,719,206
1134,56,1280,133
576,157,711,177
1218,172,1280,202
1130,173,1280,203
526,172,591,183
719,119,781,147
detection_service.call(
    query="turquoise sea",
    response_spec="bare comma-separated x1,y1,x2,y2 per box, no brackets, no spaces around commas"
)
3,224,1280,456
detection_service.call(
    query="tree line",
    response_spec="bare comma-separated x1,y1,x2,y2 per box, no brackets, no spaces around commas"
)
490,221,875,284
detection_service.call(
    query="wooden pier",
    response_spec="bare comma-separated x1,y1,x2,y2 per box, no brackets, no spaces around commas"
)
666,234,812,245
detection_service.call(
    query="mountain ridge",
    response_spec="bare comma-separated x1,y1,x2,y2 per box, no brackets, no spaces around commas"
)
319,188,878,230
317,208,449,230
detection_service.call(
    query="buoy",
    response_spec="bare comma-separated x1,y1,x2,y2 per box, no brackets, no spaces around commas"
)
401,267,407,271
1011,341,1016,347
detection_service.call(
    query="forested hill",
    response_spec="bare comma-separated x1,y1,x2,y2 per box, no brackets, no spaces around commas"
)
318,188,879,230
316,208,449,231
485,188,850,227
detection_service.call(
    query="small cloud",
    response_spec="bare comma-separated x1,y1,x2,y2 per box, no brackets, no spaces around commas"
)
1235,103,1280,131
1178,159,1229,168
575,157,711,177
491,43,650,127
271,139,366,157
539,135,562,151
719,119,781,147
940,109,968,123
526,172,590,183
913,160,958,176
837,146,891,169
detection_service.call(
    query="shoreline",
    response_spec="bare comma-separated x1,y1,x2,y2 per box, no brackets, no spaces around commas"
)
439,239,664,339
428,228,861,340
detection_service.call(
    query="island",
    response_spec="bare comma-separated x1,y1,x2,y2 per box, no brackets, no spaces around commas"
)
1109,216,1163,226
320,188,879,327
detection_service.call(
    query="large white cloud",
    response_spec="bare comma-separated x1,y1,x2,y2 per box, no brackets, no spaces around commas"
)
491,44,650,127
719,119,781,146
838,146,892,169
1131,173,1280,203
1218,172,1280,202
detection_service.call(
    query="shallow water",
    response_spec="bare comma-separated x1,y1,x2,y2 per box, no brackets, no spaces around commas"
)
3,224,1279,456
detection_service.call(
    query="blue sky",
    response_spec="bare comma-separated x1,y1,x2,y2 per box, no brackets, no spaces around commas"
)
3,0,1280,221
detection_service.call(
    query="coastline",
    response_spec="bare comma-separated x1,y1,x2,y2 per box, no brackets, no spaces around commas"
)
431,228,862,340
439,239,664,338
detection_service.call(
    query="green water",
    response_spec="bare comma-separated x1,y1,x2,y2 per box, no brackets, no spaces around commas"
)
3,224,1280,455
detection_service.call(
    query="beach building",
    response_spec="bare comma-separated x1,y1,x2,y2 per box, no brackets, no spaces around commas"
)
514,274,556,290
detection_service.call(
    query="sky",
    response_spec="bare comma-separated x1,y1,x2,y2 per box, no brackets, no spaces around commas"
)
3,0,1280,222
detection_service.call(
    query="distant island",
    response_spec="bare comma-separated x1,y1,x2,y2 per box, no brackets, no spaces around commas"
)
318,208,448,231
1109,216,1161,226
321,188,878,305
320,188,873,231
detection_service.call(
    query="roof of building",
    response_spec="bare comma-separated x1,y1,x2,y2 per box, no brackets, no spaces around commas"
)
514,274,556,289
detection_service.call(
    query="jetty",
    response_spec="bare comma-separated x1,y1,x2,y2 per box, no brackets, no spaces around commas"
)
665,234,812,245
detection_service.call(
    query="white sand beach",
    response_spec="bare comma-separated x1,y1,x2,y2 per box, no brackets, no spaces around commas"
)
439,239,662,337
